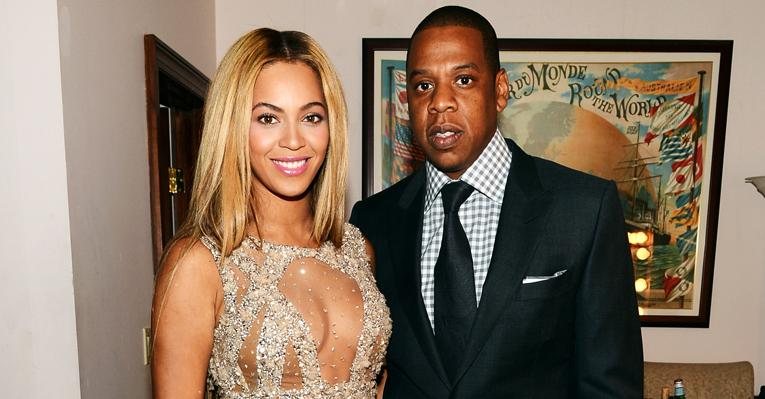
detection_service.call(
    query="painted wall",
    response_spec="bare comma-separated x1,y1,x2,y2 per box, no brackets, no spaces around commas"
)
57,0,215,397
215,0,765,390
0,1,81,397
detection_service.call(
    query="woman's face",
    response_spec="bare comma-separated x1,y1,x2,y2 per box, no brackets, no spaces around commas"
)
248,61,330,201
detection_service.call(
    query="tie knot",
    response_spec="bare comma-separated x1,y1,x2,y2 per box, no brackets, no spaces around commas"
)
441,181,474,214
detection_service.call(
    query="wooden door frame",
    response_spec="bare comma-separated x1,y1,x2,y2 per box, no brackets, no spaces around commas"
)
144,34,210,270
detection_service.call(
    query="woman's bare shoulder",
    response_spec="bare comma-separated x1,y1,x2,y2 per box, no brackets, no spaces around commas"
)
154,236,222,308
151,236,221,397
158,237,218,277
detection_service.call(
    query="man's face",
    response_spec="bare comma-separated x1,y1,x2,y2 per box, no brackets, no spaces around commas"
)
407,25,508,179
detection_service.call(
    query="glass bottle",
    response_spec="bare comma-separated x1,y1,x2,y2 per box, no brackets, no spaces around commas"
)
673,378,686,399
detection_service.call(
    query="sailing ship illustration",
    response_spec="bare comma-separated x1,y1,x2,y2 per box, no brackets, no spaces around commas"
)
616,123,670,246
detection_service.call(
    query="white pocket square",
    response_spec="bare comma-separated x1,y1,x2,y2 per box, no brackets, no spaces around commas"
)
522,269,567,284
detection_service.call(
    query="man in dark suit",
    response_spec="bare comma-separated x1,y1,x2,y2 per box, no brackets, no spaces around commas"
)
350,5,643,398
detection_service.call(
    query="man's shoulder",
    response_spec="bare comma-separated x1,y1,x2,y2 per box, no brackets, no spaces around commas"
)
503,137,610,194
354,169,423,211
350,170,423,235
527,154,613,197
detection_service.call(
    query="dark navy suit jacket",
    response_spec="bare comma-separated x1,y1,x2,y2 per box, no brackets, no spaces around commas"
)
350,139,643,398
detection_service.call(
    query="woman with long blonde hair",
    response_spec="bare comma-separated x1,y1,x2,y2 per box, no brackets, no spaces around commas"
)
151,28,390,398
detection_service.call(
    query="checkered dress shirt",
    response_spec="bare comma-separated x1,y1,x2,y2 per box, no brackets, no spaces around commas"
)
421,130,512,328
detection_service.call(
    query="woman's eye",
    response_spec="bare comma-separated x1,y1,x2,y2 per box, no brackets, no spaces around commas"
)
304,113,324,124
257,114,278,125
415,82,433,92
456,76,473,86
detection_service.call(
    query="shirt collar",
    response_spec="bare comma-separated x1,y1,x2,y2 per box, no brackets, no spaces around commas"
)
425,130,512,210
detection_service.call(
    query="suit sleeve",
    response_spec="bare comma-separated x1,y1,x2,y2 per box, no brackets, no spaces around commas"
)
349,201,366,234
349,200,377,247
575,181,644,398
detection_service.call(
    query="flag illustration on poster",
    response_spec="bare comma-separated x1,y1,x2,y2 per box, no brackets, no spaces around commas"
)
644,93,696,145
391,70,409,120
665,146,703,195
379,67,425,191
379,65,426,189
390,69,425,162
658,123,696,164
644,79,703,302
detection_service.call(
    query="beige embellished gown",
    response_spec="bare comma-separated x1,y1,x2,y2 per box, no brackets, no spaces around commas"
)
201,224,391,398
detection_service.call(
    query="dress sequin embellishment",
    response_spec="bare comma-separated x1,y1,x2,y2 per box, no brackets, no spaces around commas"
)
201,224,391,398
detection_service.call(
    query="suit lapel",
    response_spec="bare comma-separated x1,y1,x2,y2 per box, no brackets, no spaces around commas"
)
388,169,450,387
453,139,553,382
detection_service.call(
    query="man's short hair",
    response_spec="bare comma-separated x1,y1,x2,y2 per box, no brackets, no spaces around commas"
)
408,5,500,73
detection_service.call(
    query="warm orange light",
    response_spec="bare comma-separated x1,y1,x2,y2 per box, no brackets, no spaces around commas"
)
628,231,649,245
634,278,648,293
635,247,651,260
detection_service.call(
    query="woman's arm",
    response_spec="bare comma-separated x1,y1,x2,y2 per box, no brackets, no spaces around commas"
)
364,236,387,399
151,238,223,399
376,367,387,399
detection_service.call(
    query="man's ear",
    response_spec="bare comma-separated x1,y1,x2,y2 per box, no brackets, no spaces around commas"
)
495,68,509,113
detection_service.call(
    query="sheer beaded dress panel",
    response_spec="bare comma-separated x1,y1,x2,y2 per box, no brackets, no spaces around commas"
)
201,224,391,398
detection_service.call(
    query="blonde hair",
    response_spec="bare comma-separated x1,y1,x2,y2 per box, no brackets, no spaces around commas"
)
172,28,348,257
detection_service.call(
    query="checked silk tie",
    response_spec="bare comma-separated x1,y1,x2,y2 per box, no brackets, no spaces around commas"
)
433,180,476,382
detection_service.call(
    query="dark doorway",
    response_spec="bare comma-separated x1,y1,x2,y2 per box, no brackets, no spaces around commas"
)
144,34,210,271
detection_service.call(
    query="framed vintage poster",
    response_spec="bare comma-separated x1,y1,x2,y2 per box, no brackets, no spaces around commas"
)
361,38,732,327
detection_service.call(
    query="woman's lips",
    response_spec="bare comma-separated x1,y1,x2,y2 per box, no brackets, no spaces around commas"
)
271,157,310,176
